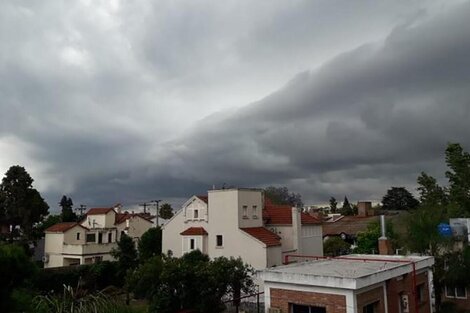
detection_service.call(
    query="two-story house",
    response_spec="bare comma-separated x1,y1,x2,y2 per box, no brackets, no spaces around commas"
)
44,205,153,268
162,188,323,269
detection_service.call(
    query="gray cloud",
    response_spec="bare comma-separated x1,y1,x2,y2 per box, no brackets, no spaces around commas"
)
0,0,468,211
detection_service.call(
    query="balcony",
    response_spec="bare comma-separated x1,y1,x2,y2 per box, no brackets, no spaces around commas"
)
62,242,117,256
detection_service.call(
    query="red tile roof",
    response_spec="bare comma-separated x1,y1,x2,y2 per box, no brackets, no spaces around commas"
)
87,207,115,215
196,195,208,203
263,204,320,225
180,227,208,236
240,227,281,247
115,212,153,225
45,222,88,233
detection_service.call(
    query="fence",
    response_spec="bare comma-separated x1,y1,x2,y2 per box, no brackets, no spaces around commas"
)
223,291,264,313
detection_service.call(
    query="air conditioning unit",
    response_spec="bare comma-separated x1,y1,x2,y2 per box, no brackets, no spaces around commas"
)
268,308,282,313
42,254,49,263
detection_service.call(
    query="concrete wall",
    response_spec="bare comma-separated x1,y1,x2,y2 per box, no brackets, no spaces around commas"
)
116,216,153,240
181,235,207,254
81,210,116,229
266,245,282,267
63,226,87,244
302,224,323,256
237,190,264,229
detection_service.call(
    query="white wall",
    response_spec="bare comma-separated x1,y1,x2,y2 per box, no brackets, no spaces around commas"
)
301,224,323,256
237,190,264,229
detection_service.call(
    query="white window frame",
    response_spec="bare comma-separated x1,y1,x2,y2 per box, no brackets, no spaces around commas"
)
242,205,248,218
446,285,468,299
252,205,258,218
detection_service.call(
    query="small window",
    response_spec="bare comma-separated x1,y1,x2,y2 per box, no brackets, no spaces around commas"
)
252,205,258,218
242,205,248,218
108,232,112,243
216,235,223,247
194,209,199,219
362,302,378,313
76,232,80,240
456,286,467,299
86,233,96,243
417,284,426,303
190,238,195,250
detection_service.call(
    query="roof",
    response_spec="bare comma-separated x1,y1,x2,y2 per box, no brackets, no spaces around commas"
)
115,212,154,225
180,227,208,236
45,222,88,233
263,204,320,225
196,195,208,203
259,254,435,290
240,227,281,247
86,207,115,215
322,216,379,237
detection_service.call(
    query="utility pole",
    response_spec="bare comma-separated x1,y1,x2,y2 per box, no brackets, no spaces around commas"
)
150,200,162,227
75,204,87,217
139,202,149,214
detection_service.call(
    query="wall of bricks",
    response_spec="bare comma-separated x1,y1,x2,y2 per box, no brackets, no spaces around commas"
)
356,286,385,313
386,271,431,313
441,286,470,312
269,288,347,313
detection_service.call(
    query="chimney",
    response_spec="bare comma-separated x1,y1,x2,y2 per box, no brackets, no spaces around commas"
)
378,215,393,255
292,207,302,254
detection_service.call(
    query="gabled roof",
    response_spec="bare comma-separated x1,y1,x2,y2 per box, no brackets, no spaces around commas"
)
86,207,115,215
180,227,208,236
240,227,281,247
196,195,208,203
115,212,153,225
263,204,320,225
45,222,88,233
322,216,380,237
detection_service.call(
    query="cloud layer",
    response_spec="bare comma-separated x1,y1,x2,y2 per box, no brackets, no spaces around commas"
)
1,1,469,209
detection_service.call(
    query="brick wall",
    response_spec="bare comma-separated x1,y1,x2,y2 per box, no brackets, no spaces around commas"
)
356,285,385,313
386,271,431,313
269,288,347,313
441,286,470,312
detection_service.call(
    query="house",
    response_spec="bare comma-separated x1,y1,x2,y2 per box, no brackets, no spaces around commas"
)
162,188,323,269
43,204,153,268
258,254,434,313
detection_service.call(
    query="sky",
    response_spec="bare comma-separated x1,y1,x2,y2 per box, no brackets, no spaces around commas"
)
1,0,470,212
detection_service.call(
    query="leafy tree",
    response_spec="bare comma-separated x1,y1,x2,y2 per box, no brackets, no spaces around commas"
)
112,233,138,275
445,143,470,217
128,256,164,300
381,187,419,210
159,203,174,219
323,237,350,257
417,172,447,207
0,243,37,311
31,214,61,240
138,227,162,262
60,195,77,222
264,186,303,207
341,196,353,215
329,197,338,213
0,166,49,238
354,220,396,254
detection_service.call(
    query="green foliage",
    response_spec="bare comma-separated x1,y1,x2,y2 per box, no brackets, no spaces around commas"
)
32,214,62,239
443,246,470,288
341,196,353,215
445,143,470,217
381,187,419,210
323,237,351,257
0,165,49,238
354,220,396,254
138,227,162,262
264,186,303,207
60,195,77,222
329,197,337,214
417,172,448,207
0,243,38,311
127,256,163,300
158,203,174,219
112,234,138,275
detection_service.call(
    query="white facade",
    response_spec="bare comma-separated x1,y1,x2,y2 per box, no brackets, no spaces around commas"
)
162,188,323,270
44,207,153,268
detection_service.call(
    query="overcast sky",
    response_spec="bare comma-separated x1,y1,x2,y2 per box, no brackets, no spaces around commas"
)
1,0,469,212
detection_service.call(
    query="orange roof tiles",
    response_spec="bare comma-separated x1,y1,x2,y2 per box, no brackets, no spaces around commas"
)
240,227,281,247
45,222,88,233
180,227,208,236
86,207,115,215
196,195,208,203
263,205,320,225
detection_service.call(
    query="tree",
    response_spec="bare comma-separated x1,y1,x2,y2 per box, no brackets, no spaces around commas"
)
0,166,49,238
128,256,163,300
329,197,338,214
381,187,419,210
31,214,61,240
417,172,447,207
445,143,470,217
59,195,77,222
323,237,350,257
138,227,162,262
341,196,353,215
111,233,138,275
158,203,174,220
264,186,303,207
354,220,396,254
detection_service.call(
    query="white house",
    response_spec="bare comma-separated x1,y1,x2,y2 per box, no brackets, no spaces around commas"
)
44,205,153,268
162,188,323,269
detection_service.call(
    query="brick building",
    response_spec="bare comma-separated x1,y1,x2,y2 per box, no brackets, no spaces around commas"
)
258,254,434,313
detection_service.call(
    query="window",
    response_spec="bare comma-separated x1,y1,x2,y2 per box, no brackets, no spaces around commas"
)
216,235,223,247
190,238,195,250
98,233,103,244
446,285,467,299
417,284,426,303
108,232,112,243
194,209,199,219
252,205,258,218
76,232,80,240
86,233,96,243
242,205,248,218
291,304,326,313
362,302,378,313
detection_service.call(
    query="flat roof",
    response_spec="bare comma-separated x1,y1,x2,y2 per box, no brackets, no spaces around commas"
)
259,254,434,290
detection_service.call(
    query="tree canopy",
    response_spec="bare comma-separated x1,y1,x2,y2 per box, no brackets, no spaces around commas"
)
0,165,49,238
329,197,338,213
323,237,350,257
138,227,162,262
354,220,396,254
341,196,354,215
158,203,174,220
59,195,77,222
381,187,419,210
264,186,303,207
112,233,138,275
